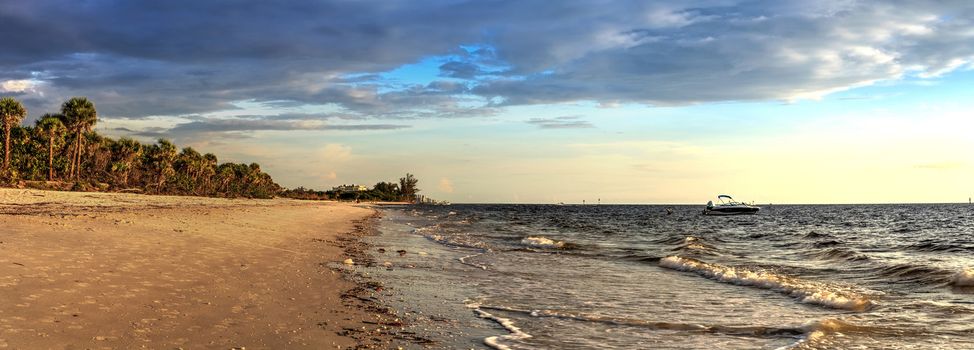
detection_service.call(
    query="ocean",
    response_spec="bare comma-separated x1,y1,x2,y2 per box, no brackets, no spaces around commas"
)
363,204,974,349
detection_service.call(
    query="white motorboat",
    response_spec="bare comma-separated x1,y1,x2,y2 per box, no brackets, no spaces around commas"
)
704,195,760,215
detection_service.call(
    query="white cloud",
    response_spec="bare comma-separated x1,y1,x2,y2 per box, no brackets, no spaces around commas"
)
1,79,38,93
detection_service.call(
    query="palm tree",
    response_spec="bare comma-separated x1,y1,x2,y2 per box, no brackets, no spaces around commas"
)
111,137,142,186
0,97,27,170
399,173,419,202
35,114,67,181
60,97,97,179
201,153,218,194
146,139,177,192
215,163,236,195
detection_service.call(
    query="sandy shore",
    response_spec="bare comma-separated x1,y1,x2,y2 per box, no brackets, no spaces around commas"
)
0,188,393,349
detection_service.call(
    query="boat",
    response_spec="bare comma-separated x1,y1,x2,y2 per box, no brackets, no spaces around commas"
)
703,195,760,215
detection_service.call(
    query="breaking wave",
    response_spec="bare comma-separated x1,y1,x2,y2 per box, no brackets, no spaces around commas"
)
466,301,532,350
953,268,974,287
521,236,568,249
478,304,807,338
780,318,918,350
659,256,875,311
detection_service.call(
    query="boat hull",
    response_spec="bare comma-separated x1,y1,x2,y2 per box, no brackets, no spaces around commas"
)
704,206,760,215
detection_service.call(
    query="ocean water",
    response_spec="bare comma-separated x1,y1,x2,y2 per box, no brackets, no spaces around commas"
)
367,204,974,349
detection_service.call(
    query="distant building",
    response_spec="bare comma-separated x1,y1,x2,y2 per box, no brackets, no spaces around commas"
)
333,184,368,193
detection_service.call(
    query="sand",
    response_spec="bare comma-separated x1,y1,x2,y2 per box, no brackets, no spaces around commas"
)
0,188,391,349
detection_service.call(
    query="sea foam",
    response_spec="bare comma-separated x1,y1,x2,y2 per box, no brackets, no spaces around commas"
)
521,236,565,249
466,301,532,350
660,256,874,311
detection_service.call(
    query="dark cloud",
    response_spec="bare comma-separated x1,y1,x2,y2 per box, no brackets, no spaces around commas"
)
110,113,409,145
165,119,409,133
526,116,595,129
2,0,973,122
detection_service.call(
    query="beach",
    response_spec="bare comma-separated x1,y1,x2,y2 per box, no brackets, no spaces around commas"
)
0,188,396,349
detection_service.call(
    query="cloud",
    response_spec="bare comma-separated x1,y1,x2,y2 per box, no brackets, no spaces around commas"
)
2,0,973,121
121,113,410,143
1,79,39,93
166,119,408,133
526,116,594,129
438,177,455,193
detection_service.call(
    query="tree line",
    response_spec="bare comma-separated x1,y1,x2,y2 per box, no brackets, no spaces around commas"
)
279,173,420,202
0,96,280,198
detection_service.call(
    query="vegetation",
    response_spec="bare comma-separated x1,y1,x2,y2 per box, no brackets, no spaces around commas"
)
0,96,281,198
279,179,419,202
0,97,27,171
399,173,418,200
1,95,422,202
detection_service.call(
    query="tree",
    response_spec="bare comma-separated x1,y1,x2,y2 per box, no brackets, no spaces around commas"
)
146,139,177,192
0,97,27,170
200,153,218,194
35,114,67,180
399,173,419,202
369,182,400,201
0,95,286,198
60,97,97,179
111,137,142,186
84,133,112,183
174,147,203,194
373,181,399,194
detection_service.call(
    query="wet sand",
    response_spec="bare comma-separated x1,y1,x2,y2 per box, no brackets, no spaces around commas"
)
0,188,392,349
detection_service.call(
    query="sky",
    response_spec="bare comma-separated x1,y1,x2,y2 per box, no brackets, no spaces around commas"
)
2,0,973,204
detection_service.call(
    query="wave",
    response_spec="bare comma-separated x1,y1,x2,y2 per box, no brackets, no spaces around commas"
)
954,268,974,287
413,225,490,251
906,240,973,253
802,231,834,239
473,303,918,350
651,236,721,256
780,318,920,350
466,303,923,349
875,263,954,286
521,236,573,249
681,241,718,253
810,239,843,248
411,223,497,270
812,247,869,262
459,252,490,270
466,301,532,350
477,304,807,338
659,256,875,311
652,235,704,245
620,254,662,263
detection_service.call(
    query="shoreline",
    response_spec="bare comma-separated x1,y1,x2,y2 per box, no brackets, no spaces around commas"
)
0,188,408,349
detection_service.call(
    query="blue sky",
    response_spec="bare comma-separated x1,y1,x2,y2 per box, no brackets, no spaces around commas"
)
2,1,973,203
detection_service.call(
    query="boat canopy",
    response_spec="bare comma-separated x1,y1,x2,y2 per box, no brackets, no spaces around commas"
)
716,194,739,205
